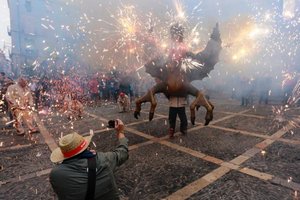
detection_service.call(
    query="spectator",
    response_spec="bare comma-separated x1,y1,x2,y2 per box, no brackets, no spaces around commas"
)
240,77,254,106
88,77,99,106
0,72,14,122
117,92,130,113
258,76,271,105
67,93,84,120
50,119,129,200
29,77,39,109
5,77,39,135
99,77,108,100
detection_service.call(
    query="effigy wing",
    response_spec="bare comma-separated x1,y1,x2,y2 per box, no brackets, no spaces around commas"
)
186,23,222,82
144,56,168,81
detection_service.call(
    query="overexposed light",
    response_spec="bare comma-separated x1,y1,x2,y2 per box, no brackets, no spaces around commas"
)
283,0,295,19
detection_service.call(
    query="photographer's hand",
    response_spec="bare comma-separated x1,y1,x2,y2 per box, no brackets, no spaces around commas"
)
115,119,125,139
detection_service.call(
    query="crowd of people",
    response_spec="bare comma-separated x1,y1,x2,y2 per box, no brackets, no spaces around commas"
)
0,69,299,136
229,74,298,107
0,70,149,136
0,71,133,199
29,71,140,110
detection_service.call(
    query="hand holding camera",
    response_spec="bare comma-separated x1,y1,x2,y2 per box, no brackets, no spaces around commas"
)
108,119,125,139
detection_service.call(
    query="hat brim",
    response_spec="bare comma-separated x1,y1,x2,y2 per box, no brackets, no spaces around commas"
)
50,135,93,163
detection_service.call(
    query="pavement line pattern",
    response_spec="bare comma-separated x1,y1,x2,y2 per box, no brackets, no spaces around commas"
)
0,168,52,186
40,115,96,129
159,103,265,119
0,140,156,186
278,138,300,145
0,111,170,186
125,127,156,140
209,125,269,139
84,109,269,199
151,110,300,146
125,116,166,126
165,166,231,200
271,177,300,191
6,106,297,198
217,111,266,119
84,111,108,122
128,141,154,151
0,144,32,151
164,121,296,199
239,167,273,181
33,114,58,151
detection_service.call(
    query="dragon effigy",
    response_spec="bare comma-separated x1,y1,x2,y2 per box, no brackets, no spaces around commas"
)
134,23,222,125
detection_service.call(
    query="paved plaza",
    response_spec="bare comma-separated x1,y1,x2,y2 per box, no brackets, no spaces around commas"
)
0,95,300,200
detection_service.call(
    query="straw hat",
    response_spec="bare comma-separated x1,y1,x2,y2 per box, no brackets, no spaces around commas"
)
50,132,93,163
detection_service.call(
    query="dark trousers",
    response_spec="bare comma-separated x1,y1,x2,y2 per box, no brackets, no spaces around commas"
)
241,97,249,106
259,91,268,104
169,107,187,131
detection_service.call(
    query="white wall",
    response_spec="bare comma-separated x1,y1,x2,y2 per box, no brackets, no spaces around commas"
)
0,0,11,56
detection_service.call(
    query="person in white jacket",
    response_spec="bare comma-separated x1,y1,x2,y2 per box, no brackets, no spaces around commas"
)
117,92,130,113
62,93,83,120
6,77,38,135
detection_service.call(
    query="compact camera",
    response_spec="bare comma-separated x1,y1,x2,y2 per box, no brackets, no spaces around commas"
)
107,120,116,128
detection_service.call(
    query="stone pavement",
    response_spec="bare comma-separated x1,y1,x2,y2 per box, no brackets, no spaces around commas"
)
0,96,300,200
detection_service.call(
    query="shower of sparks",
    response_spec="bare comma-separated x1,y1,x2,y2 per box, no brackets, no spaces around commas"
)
1,1,299,149
96,4,153,69
93,1,217,71
288,79,300,105
174,0,187,21
36,152,42,157
181,58,203,72
272,104,300,135
283,0,296,19
272,69,300,134
4,0,296,79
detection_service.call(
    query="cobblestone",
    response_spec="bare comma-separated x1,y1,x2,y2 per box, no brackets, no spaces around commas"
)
214,115,287,135
242,141,300,184
170,127,263,161
188,171,296,200
0,97,299,199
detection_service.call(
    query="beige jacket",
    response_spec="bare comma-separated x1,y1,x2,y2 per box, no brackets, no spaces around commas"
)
6,83,34,109
117,95,130,106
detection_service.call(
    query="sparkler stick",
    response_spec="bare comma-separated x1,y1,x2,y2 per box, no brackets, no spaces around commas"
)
5,120,15,126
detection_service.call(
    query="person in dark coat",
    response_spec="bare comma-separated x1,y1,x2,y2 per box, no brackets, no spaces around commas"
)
50,119,129,200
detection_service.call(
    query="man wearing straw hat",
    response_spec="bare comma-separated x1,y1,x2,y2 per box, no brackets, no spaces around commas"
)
50,119,129,200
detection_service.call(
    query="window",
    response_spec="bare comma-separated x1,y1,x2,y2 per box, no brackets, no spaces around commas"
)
25,0,32,12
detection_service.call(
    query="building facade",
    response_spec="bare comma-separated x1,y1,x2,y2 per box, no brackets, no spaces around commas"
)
7,0,83,76
0,50,11,74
